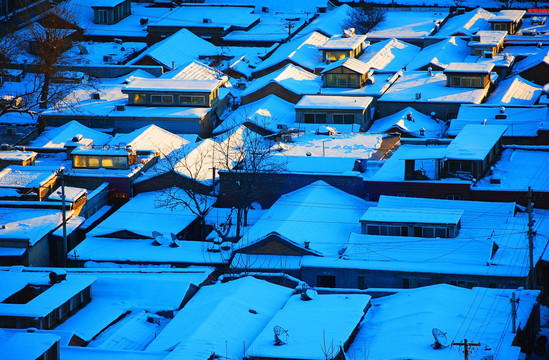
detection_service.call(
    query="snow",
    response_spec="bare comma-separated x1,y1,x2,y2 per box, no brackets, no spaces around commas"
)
238,180,370,256
0,331,60,360
368,106,444,137
148,277,293,360
347,285,539,360
128,28,221,69
433,8,494,38
367,10,447,39
246,293,370,360
445,124,507,161
359,38,421,73
360,206,463,225
252,31,328,74
444,62,494,74
379,71,490,104
475,149,549,192
205,0,328,13
0,112,37,125
0,150,36,161
486,76,543,105
322,56,370,74
0,165,58,188
124,78,223,93
160,60,228,82
243,64,321,97
406,37,469,71
30,121,113,148
48,186,87,203
222,13,306,43
63,42,147,67
108,124,190,157
299,5,354,37
321,34,367,50
296,95,372,110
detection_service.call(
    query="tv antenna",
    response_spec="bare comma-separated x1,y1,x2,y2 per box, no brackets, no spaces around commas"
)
431,328,449,349
273,326,289,345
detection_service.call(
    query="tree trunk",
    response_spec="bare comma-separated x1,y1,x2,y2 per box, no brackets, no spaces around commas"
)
39,73,51,109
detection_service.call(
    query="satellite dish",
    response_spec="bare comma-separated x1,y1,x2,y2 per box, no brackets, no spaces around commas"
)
152,231,162,238
273,326,289,346
431,328,449,349
169,233,179,248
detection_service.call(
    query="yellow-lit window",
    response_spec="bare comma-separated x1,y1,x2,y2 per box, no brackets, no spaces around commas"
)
88,156,100,168
132,94,146,104
73,155,86,168
101,157,114,168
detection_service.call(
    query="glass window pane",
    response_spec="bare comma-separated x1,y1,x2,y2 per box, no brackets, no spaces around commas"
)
151,95,162,104
315,114,326,123
435,227,447,238
344,114,354,124
333,114,343,124
73,155,86,168
367,225,379,235
113,157,128,169
162,95,173,104
101,157,114,168
304,113,315,123
132,94,146,105
326,74,336,87
423,227,434,238
192,96,204,105
88,156,100,168
348,76,359,87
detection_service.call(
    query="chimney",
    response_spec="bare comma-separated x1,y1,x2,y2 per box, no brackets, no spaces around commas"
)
304,241,310,249
427,66,433,76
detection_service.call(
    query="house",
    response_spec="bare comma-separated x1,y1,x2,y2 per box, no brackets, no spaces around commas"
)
0,165,59,201
129,29,222,72
407,37,469,71
510,50,549,86
0,266,212,354
321,57,371,89
241,64,321,105
319,33,368,63
246,293,371,360
0,269,94,329
0,150,37,169
431,8,494,39
450,105,548,144
485,75,542,105
377,65,493,120
468,30,506,56
0,330,61,360
347,285,540,359
251,31,329,79
69,190,224,267
147,277,294,360
91,0,131,25
488,10,525,35
145,4,260,45
358,38,421,74
368,107,444,138
231,181,371,276
301,194,549,290
295,95,373,130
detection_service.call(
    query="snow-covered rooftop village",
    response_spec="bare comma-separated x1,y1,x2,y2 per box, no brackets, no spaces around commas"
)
4,0,549,359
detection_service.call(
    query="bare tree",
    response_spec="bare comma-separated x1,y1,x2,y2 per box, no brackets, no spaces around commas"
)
343,7,386,35
215,122,287,239
0,3,84,116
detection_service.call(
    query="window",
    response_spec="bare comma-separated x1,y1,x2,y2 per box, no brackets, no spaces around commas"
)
88,156,100,168
446,194,461,200
466,281,479,289
449,160,473,173
73,155,87,168
151,95,162,104
132,94,146,105
98,10,107,24
358,275,367,290
162,95,173,104
179,96,191,105
422,227,435,238
101,157,114,168
303,113,326,124
326,52,346,61
192,96,205,105
435,227,447,238
317,275,336,288
333,114,355,124
403,278,410,289
367,225,380,235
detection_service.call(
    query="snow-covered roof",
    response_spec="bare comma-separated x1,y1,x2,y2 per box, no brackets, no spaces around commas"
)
0,331,60,360
124,78,223,93
30,121,112,148
368,106,444,137
347,285,539,360
358,38,421,73
247,293,370,360
295,95,372,109
147,5,259,31
443,62,494,74
450,105,548,137
434,8,494,37
0,151,36,162
378,71,489,104
244,64,321,97
148,277,293,360
129,29,221,70
299,5,353,37
485,75,542,105
406,37,469,71
321,56,370,75
0,112,37,125
108,124,189,157
489,9,526,23
0,166,58,189
468,30,507,46
160,60,228,82
475,149,549,192
91,0,126,7
320,34,367,50
0,208,70,247
361,206,463,224
0,271,95,318
205,0,330,13
215,95,296,134
511,50,549,75
252,31,328,74
238,181,370,256
445,124,506,161
366,10,446,39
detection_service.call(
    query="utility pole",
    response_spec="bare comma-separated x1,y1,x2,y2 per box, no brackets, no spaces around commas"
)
58,167,67,267
282,18,298,41
452,339,481,360
528,186,536,290
511,292,518,333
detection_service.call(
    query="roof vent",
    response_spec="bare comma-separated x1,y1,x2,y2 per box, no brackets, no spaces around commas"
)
203,18,212,23
427,66,433,76
538,42,543,48
456,7,465,14
91,92,100,100
406,112,413,121
500,106,505,114
140,17,148,25
262,6,269,13
116,104,126,111
415,92,422,100
366,76,375,85
49,270,67,284
72,134,83,142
